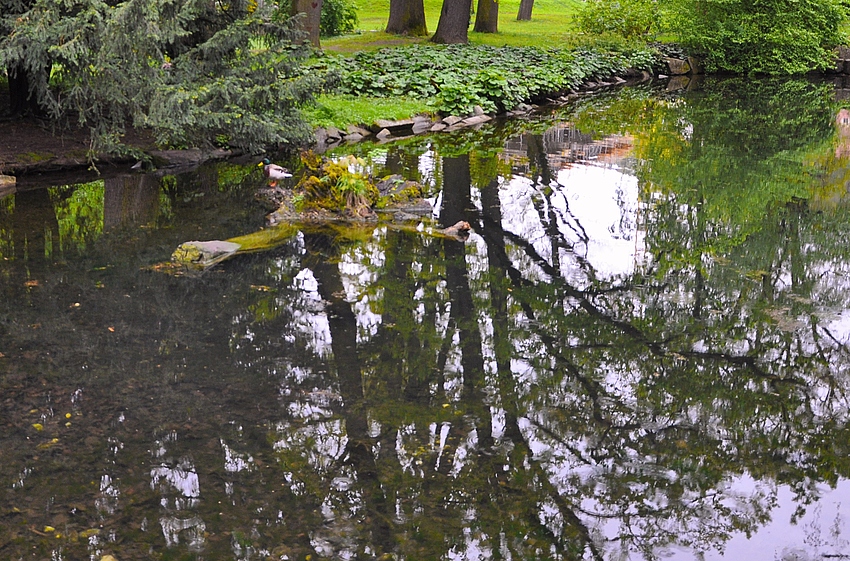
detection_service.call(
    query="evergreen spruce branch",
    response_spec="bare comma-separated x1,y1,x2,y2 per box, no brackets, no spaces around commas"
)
1,0,321,157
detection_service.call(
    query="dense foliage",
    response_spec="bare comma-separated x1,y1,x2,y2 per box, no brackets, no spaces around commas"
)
313,44,661,115
577,0,663,39
669,0,846,74
0,0,321,155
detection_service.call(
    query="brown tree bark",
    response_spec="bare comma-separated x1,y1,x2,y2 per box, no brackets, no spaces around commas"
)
386,0,428,36
290,0,323,48
516,0,534,21
430,0,473,44
473,0,498,33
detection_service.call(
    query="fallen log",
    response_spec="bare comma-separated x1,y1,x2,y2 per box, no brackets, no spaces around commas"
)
151,220,470,275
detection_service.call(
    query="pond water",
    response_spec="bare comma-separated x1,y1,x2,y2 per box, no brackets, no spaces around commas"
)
2,76,850,561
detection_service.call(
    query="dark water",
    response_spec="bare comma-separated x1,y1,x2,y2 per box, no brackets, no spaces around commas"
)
3,77,850,561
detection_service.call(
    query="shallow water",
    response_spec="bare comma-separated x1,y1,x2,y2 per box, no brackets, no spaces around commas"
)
2,77,850,561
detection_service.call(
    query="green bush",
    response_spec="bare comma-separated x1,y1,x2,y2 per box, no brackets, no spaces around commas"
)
320,0,358,36
669,0,846,74
576,0,662,39
278,0,358,37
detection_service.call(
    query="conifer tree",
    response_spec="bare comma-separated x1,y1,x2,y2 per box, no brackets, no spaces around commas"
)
0,0,321,155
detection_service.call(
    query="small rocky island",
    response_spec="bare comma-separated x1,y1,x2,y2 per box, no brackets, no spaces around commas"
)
164,151,469,272
259,151,431,225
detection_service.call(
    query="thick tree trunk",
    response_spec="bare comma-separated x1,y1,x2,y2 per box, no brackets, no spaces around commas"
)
386,0,428,36
291,0,323,48
516,0,534,21
431,0,473,44
473,0,498,33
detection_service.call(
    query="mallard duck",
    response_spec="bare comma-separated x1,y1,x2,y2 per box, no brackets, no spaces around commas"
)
258,158,292,187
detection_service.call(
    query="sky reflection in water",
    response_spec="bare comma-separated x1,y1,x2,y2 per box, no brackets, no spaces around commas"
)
2,77,850,560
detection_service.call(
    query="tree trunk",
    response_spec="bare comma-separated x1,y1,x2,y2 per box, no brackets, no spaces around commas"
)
473,0,498,33
516,0,534,21
386,0,428,36
431,0,473,44
291,0,323,48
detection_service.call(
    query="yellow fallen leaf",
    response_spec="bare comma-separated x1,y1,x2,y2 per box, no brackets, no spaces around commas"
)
250,285,273,291
37,438,59,450
80,529,100,538
44,526,55,533
65,413,72,419
32,423,44,431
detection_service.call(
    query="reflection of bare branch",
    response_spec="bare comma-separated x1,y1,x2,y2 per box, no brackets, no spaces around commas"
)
820,325,850,357
526,440,605,561
501,226,820,387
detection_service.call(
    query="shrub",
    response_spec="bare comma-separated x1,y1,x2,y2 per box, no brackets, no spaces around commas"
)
320,0,358,36
669,0,846,74
576,0,663,39
277,0,358,37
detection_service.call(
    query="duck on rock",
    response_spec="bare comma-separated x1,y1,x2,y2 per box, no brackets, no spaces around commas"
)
258,158,292,187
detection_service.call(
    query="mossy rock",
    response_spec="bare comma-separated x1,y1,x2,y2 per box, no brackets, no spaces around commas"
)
264,151,428,224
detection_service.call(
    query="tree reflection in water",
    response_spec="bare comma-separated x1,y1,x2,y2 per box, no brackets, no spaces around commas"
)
2,77,850,560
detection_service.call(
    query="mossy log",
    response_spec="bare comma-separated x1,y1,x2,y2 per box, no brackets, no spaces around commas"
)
154,220,469,275
150,223,300,274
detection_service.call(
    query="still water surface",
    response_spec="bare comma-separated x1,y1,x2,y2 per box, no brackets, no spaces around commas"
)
2,77,850,560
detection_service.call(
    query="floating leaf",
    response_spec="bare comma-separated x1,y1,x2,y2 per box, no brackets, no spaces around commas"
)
37,438,59,450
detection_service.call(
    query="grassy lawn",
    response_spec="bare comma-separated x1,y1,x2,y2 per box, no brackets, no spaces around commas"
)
302,94,436,129
323,0,585,53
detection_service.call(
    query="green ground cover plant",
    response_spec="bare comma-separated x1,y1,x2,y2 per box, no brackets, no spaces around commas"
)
309,43,659,118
